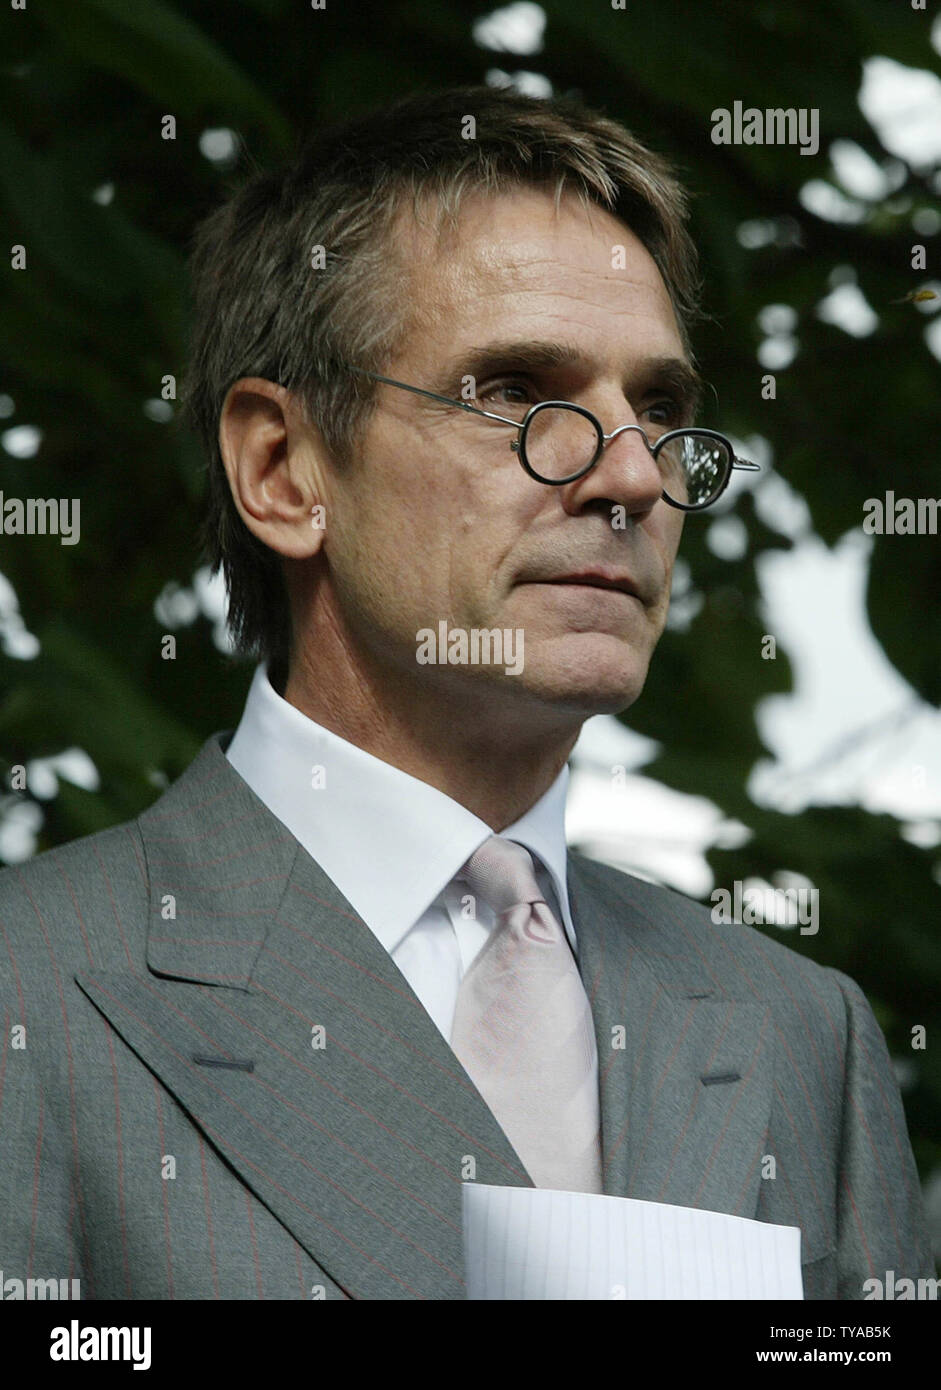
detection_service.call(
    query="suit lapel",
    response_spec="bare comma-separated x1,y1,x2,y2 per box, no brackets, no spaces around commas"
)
569,852,774,1220
75,735,533,1301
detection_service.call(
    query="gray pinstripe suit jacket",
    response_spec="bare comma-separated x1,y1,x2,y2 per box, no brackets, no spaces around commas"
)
0,733,933,1299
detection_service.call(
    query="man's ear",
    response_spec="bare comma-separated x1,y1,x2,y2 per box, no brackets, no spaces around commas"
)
218,377,329,559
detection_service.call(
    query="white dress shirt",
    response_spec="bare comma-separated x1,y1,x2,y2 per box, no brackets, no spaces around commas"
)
225,664,576,1042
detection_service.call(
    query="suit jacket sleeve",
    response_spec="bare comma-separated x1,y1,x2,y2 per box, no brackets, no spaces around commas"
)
831,968,936,1298
0,999,79,1284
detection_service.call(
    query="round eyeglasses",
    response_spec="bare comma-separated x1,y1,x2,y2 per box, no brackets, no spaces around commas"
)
347,368,760,510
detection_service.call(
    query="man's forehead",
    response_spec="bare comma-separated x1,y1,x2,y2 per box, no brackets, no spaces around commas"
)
398,186,682,353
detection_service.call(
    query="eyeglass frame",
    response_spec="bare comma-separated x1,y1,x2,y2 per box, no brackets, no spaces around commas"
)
344,365,760,511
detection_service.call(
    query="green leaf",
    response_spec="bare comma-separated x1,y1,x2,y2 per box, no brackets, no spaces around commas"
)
36,0,289,144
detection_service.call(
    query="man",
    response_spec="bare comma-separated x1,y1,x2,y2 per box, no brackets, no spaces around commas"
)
0,86,932,1300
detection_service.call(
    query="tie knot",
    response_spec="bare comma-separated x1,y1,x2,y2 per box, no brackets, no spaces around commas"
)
458,836,544,919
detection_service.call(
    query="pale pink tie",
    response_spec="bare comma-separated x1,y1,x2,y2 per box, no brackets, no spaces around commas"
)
449,837,603,1193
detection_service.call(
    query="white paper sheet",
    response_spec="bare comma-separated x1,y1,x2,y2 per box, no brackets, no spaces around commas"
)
462,1184,803,1300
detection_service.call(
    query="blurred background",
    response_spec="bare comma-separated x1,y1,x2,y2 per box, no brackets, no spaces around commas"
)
1,0,939,1253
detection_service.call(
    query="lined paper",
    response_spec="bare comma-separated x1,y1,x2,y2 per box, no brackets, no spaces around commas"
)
462,1185,803,1300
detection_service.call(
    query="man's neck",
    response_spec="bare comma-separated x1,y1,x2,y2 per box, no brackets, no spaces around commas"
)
281,649,579,831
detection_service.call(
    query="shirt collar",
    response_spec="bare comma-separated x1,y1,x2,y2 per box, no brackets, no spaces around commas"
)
225,664,575,954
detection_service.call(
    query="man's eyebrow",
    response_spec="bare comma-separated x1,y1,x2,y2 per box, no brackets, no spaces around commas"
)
642,356,705,416
435,340,583,391
435,341,703,413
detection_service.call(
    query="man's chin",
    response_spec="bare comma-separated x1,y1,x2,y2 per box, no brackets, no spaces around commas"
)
512,642,652,718
431,627,655,722
535,680,646,719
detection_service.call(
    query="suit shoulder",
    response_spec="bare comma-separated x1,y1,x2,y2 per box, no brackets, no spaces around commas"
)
570,849,845,1004
0,818,147,973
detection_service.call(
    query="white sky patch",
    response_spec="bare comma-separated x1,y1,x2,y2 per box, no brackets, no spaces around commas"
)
859,56,941,168
759,304,799,335
569,715,749,896
154,580,200,628
751,529,941,818
737,219,778,249
911,279,941,312
26,749,100,800
195,564,234,650
153,565,233,652
0,797,42,864
1,424,42,459
473,2,545,53
829,139,906,200
0,570,39,660
195,564,235,652
757,304,800,370
665,555,704,632
704,432,769,518
758,335,798,369
799,179,867,223
752,468,813,538
91,182,114,206
902,820,941,849
485,69,552,97
573,709,660,773
706,514,748,561
860,711,941,821
736,217,803,250
193,565,228,620
199,128,238,164
816,282,879,337
925,314,941,360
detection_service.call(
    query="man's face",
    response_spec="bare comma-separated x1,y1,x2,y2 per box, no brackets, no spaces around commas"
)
317,187,690,725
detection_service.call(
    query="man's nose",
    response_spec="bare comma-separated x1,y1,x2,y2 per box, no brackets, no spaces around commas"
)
560,419,664,516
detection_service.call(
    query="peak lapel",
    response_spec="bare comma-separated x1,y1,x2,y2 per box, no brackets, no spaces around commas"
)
76,736,534,1301
568,852,773,1221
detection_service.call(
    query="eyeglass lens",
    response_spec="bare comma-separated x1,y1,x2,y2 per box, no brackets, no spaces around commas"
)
521,404,732,507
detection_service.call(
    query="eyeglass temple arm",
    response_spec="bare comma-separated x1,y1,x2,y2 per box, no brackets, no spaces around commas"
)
732,459,761,471
348,367,522,429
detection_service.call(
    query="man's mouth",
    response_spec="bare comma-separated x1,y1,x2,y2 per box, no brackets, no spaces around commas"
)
537,570,642,600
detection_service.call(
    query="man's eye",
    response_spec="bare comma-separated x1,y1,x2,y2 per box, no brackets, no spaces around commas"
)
479,380,536,408
644,397,684,427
